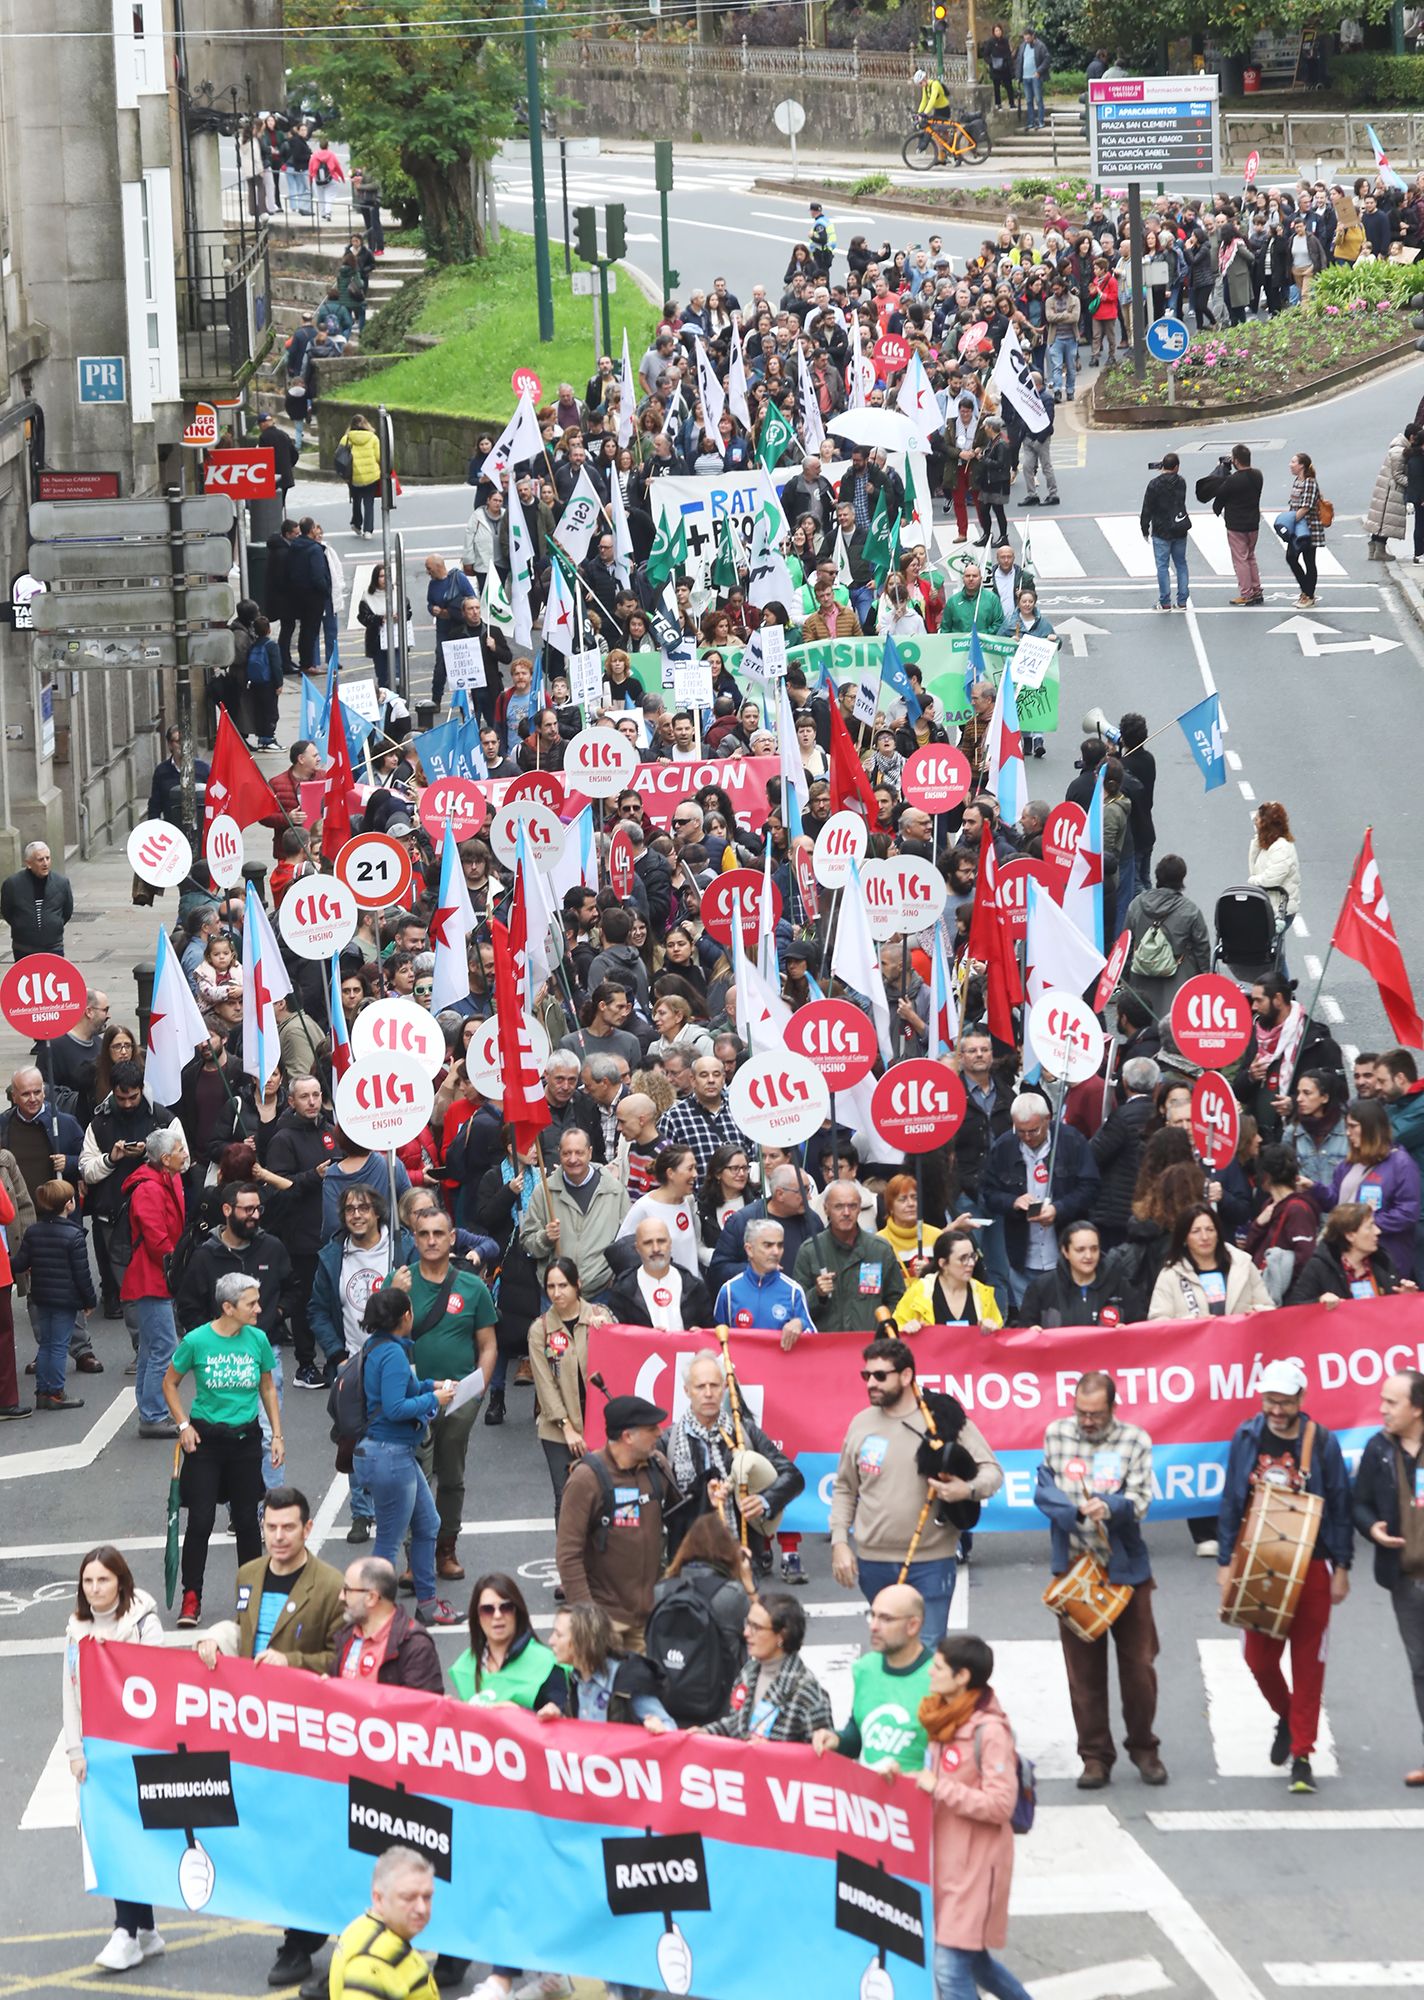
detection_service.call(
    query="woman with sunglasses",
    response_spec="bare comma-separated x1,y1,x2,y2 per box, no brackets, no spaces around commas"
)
451,1571,565,1709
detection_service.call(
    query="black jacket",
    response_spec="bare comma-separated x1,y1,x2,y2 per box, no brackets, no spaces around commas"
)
475,1162,544,1349
1211,465,1264,534
606,1264,714,1331
1352,1428,1423,1588
85,1092,173,1219
1012,1259,1144,1327
634,849,673,935
981,1124,1100,1271
175,1228,297,1342
264,1109,337,1254
662,1409,805,1559
0,868,73,956
1285,1241,1402,1307
1139,471,1189,541
12,1213,97,1313
954,1071,1015,1200
177,1053,256,1163
1090,1093,1154,1232
286,533,331,605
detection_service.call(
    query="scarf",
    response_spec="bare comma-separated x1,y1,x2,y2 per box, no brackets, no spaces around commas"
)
918,1684,983,1742
666,1400,735,1528
1256,1000,1306,1088
501,1152,535,1223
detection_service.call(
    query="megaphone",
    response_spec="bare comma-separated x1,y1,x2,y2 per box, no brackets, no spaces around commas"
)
1081,706,1121,746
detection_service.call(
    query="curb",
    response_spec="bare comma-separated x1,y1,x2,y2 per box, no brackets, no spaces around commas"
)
1391,560,1424,640
752,175,1090,229
1085,333,1421,429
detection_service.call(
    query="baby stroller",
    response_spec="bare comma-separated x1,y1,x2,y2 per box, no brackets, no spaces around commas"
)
1212,885,1286,985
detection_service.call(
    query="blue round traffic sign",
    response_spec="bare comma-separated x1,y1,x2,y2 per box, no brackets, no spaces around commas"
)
1146,315,1190,363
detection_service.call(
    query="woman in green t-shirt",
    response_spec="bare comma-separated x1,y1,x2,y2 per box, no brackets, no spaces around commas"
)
162,1273,283,1630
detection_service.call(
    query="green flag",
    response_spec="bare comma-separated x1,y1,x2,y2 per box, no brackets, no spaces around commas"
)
482,566,514,636
900,455,920,532
711,515,743,594
646,511,687,589
862,485,900,588
755,400,796,472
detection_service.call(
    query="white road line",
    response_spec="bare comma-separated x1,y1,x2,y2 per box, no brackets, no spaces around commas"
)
1187,516,1240,578
1238,781,1255,801
1265,1966,1424,1988
0,1636,67,1659
1096,517,1159,579
1197,1640,1338,1777
1304,954,1324,980
1009,519,1085,578
984,1640,1080,1779
1342,1043,1360,1069
0,1390,135,1483
19,1731,72,1831
1029,1959,1173,2000
0,1515,556,1563
308,1472,350,1556
0,1533,234,1562
1150,1809,1424,1831
1320,996,1345,1024
1183,601,1229,734
1226,751,1242,770
1293,915,1311,938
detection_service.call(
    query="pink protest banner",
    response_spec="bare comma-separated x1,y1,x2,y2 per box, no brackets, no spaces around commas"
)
587,1302,1416,1533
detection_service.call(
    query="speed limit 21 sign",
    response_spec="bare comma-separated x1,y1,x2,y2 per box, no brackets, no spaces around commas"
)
334,832,415,912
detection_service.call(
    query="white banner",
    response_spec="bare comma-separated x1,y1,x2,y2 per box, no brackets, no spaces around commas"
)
444,637,486,690
990,323,1050,437
652,465,847,581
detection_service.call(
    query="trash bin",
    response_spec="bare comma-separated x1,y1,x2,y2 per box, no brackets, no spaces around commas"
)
1243,66,1261,92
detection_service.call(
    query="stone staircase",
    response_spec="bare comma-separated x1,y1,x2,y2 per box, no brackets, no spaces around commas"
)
982,104,1091,177
267,239,426,338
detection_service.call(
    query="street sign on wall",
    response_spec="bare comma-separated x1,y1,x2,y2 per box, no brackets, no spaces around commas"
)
1088,75,1220,183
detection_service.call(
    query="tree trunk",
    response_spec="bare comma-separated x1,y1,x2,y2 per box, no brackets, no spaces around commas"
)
409,156,486,265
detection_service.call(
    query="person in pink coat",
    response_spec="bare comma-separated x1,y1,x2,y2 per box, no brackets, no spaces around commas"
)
916,1635,1033,2000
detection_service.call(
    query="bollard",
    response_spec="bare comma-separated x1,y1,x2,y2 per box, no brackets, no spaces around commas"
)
133,961,156,1051
415,700,436,733
241,862,270,908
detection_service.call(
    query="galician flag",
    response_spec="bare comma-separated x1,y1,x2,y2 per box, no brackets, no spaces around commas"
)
983,661,1026,828
542,547,578,657
609,470,635,585
481,390,543,484
692,336,726,433
1025,874,1106,1005
329,953,352,1080
927,923,960,1059
617,328,635,447
1062,764,1106,953
832,861,894,1066
797,343,826,455
727,319,752,431
240,877,291,1090
505,483,536,648
429,819,477,1015
896,351,940,447
145,927,209,1106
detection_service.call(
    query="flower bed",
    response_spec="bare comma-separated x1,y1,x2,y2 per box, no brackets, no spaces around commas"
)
1093,300,1412,416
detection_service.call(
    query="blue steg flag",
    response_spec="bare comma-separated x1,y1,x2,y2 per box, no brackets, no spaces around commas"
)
881,634,922,722
1176,693,1226,792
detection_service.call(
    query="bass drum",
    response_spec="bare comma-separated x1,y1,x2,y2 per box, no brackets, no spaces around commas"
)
1220,1484,1323,1641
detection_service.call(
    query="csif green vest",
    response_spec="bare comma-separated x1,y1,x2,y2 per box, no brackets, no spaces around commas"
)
448,1634,560,1709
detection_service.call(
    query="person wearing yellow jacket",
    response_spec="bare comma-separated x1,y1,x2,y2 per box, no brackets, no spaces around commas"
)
338,411,384,539
326,1847,439,2000
896,1228,1004,1331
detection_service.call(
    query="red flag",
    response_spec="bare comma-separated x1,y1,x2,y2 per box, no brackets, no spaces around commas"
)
826,695,879,821
321,694,358,856
202,709,281,843
967,832,1022,1048
1332,829,1422,1047
491,916,550,1155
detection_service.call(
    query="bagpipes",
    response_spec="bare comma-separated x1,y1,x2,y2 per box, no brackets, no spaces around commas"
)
897,1387,982,1584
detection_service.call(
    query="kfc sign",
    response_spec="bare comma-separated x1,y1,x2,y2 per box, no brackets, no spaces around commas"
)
870,1061,966,1153
350,997,446,1078
334,1055,434,1149
1171,974,1252,1069
277,876,359,959
728,1051,830,1146
784,1000,876,1089
1026,990,1105,1084
565,727,638,798
700,869,782,950
418,778,488,846
0,954,87,1040
202,448,277,499
901,744,971,815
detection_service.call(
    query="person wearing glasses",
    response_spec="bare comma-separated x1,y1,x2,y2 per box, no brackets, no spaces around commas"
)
702,1592,832,1743
329,1555,444,1690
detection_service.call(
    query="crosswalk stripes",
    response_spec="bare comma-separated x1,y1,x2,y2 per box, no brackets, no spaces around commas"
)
1197,1639,1338,1776
933,513,1348,581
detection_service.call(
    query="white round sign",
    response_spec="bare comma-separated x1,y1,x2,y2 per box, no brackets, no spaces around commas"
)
206,814,245,889
773,98,806,137
812,810,868,890
565,725,638,798
466,1013,552,1097
350,996,447,1078
127,819,192,890
277,875,359,960
490,800,567,870
1026,989,1107,1085
859,859,903,944
728,1050,830,1147
334,1053,435,1150
885,855,947,934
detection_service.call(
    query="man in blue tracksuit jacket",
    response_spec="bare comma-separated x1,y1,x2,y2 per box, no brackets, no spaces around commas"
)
713,1217,817,1342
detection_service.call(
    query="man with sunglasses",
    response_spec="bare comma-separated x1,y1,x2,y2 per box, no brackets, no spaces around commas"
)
829,1336,1001,1643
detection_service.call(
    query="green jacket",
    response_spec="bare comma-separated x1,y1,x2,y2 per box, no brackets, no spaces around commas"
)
837,1645,935,1771
940,587,1004,636
449,1632,563,1710
792,1227,905,1333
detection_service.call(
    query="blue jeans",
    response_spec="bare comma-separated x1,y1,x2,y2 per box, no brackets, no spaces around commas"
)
350,1473,374,1523
258,1349,284,1494
285,166,310,214
849,583,875,629
954,1194,1011,1320
128,1296,177,1425
31,1303,75,1398
322,607,340,665
858,1555,956,1645
355,1436,437,1602
1152,534,1189,607
1022,77,1044,127
1049,333,1077,398
1115,849,1138,920
935,1945,1033,2000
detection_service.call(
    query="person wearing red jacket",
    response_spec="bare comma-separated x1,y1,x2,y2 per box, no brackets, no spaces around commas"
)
119,1132,189,1438
1087,257,1120,368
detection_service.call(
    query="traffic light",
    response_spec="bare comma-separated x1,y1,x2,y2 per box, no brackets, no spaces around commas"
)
666,268,680,291
605,203,627,262
653,140,674,194
932,3,947,20
573,205,599,264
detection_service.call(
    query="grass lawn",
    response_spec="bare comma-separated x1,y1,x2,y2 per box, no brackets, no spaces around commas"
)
352,231,657,420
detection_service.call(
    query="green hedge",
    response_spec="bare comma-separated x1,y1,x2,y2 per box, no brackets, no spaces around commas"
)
1328,51,1424,105
1310,261,1424,310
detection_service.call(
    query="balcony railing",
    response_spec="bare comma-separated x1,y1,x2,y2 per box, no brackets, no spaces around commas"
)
178,227,275,385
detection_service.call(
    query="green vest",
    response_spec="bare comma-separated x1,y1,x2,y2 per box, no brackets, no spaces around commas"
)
850,1647,934,1771
448,1634,560,1709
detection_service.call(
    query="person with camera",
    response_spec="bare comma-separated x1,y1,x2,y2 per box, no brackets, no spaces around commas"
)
1207,443,1266,605
1139,451,1191,611
79,1060,183,1319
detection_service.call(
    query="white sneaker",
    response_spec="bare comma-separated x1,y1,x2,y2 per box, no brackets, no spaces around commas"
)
471,1980,514,2000
137,1929,166,1961
1195,1538,1219,1558
512,1979,572,2000
94,1929,143,1972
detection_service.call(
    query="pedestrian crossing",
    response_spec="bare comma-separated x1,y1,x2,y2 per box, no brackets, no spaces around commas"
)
932,513,1349,583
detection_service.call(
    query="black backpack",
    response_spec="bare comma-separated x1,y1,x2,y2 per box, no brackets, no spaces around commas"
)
106,1167,143,1277
644,1569,744,1725
582,1450,676,1552
328,1337,377,1472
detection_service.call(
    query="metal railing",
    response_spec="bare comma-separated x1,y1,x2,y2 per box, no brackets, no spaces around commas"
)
1220,107,1424,171
561,35,969,86
178,227,274,382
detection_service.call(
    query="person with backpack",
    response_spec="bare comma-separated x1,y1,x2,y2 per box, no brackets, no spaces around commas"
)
554,1391,685,1653
1034,1369,1166,1792
646,1514,752,1727
347,1285,461,1629
917,1633,1036,2000
243,613,283,751
307,138,346,221
812,1583,935,1774
161,1274,283,1629
1122,853,1210,1023
12,1178,97,1413
540,1600,674,1729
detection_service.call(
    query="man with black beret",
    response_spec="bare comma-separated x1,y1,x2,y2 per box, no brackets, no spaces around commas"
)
554,1392,685,1652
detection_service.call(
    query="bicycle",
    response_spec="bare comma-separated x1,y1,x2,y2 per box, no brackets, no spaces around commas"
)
901,111,992,171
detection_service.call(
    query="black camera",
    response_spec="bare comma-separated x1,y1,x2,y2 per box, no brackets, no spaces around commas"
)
1147,459,1165,470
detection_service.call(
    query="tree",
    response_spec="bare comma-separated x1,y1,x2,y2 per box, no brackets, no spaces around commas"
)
287,0,524,264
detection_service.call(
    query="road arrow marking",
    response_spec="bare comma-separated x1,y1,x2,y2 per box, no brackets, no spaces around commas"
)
1056,616,1109,657
1268,615,1401,657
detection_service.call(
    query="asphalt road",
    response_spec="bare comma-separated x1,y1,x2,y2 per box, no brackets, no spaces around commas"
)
3,142,1424,2000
